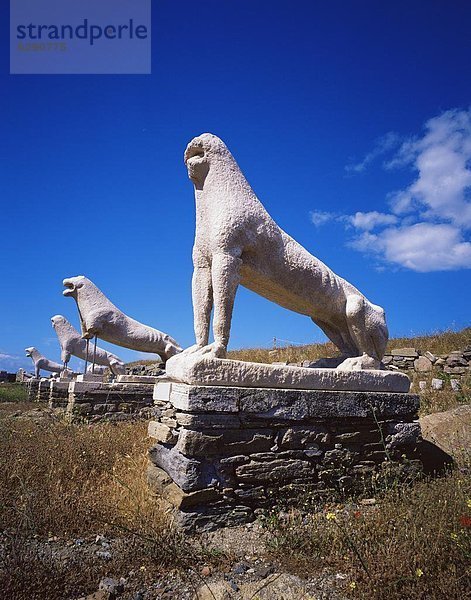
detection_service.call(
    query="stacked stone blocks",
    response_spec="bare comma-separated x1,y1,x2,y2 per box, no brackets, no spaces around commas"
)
48,381,70,409
148,383,421,532
66,381,154,423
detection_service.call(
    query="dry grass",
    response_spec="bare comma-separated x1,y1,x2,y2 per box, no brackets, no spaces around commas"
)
0,415,218,598
411,372,471,416
228,326,471,364
126,327,471,366
387,327,471,355
0,418,151,537
264,469,471,599
0,328,470,597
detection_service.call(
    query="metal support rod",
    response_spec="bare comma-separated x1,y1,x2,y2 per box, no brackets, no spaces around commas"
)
84,338,89,374
92,335,97,374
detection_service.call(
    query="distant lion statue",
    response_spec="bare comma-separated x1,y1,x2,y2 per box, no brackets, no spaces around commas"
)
63,276,182,362
25,347,64,379
51,315,126,375
182,133,388,370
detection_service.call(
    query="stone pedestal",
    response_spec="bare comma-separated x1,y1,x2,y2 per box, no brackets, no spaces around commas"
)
26,378,39,401
49,381,70,409
117,375,161,384
147,383,421,532
67,381,155,422
37,379,52,402
76,373,104,383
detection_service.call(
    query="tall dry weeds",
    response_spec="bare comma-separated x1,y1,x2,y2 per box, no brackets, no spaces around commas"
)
264,469,471,599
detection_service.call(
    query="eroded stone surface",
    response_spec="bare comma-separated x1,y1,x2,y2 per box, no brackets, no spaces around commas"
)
176,429,274,457
147,384,421,532
51,315,125,375
148,443,219,492
167,384,419,419
25,347,64,379
166,355,410,392
181,133,388,369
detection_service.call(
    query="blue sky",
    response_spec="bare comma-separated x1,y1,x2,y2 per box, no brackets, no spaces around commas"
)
1,1,471,372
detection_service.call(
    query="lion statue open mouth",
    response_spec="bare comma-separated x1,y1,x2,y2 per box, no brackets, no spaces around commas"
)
62,276,182,362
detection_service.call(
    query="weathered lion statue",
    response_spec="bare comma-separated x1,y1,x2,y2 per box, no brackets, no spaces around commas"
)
51,315,126,375
25,347,64,379
62,276,182,362
183,133,389,370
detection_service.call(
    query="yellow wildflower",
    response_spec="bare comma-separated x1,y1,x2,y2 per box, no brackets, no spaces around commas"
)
467,498,471,509
326,512,337,521
451,532,458,541
349,581,357,590
415,568,424,578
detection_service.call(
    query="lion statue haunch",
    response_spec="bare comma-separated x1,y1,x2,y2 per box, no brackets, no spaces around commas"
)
183,133,389,370
25,347,64,379
51,315,126,376
62,276,182,362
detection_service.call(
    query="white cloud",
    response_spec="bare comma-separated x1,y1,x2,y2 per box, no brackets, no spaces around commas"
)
388,108,471,227
345,132,401,173
349,211,398,231
350,223,471,272
310,210,336,227
313,108,471,272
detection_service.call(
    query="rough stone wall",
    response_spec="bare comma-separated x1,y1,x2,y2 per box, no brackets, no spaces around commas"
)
126,363,165,377
148,384,421,532
49,381,70,409
26,379,39,402
382,346,471,390
67,382,155,423
37,380,52,403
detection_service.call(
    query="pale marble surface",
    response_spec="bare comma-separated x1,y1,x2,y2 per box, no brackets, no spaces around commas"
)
25,346,63,379
51,315,125,375
183,133,388,371
165,353,410,393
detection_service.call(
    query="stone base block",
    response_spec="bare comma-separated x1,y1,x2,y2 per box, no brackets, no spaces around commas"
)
26,379,40,402
147,384,421,533
76,373,104,383
117,375,161,384
67,381,154,422
49,381,70,409
165,354,410,393
37,379,52,403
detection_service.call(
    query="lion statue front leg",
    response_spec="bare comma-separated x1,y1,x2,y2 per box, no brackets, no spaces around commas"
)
185,250,241,359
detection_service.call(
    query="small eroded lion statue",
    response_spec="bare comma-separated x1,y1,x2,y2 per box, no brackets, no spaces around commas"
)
183,133,388,370
25,347,64,379
51,315,126,375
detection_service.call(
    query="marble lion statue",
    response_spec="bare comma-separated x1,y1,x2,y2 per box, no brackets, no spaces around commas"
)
183,133,389,370
25,347,64,379
51,315,126,375
62,276,182,362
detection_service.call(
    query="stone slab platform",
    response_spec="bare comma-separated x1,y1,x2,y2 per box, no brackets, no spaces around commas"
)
49,381,70,409
147,383,421,533
67,381,155,423
165,354,410,393
117,374,161,384
155,382,419,420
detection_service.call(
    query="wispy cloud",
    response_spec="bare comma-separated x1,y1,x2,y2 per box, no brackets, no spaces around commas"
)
314,108,471,272
350,223,471,272
345,132,401,174
310,210,336,227
0,352,32,373
348,211,398,231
